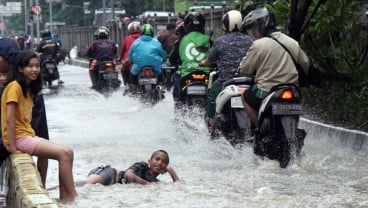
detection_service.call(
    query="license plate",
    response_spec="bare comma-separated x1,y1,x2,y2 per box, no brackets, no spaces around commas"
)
231,96,244,108
272,103,303,115
46,63,56,69
103,73,117,79
186,85,207,95
139,78,157,84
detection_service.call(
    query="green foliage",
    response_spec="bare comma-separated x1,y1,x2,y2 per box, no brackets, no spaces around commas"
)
302,76,368,131
306,0,367,74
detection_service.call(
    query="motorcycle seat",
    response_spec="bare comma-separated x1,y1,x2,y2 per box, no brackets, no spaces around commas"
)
223,77,253,88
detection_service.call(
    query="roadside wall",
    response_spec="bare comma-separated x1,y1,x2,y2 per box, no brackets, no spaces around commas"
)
300,118,368,151
0,154,59,208
55,9,226,58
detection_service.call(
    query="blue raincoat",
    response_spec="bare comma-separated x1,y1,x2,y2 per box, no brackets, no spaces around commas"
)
129,35,166,76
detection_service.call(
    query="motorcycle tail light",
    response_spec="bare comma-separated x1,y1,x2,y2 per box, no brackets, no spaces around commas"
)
192,74,206,80
238,87,247,94
105,62,113,67
280,90,294,100
144,69,151,76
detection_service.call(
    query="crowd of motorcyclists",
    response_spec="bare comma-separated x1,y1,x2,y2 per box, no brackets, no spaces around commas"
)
85,6,310,167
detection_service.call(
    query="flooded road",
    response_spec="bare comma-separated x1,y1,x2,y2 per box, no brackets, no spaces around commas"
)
43,64,368,208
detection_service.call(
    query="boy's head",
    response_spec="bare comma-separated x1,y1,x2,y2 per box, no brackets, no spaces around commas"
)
148,150,170,175
0,38,20,87
0,38,20,73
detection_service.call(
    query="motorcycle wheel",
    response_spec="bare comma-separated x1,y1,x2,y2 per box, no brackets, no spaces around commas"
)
256,117,291,168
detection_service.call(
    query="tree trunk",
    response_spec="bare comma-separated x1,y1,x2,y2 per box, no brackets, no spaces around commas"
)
288,0,314,41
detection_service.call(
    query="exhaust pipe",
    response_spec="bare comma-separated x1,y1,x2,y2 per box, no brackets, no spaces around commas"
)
156,85,163,99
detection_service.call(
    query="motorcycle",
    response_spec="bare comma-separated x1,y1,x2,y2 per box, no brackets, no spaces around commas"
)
176,70,209,111
161,64,177,91
137,66,164,104
40,55,60,87
94,60,121,92
211,72,254,146
254,84,306,168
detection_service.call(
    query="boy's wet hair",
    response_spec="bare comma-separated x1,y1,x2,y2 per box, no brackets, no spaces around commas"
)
151,150,170,165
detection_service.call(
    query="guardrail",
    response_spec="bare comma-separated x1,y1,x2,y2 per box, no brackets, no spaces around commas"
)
55,8,226,58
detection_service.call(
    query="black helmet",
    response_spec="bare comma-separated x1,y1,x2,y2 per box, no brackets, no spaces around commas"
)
242,7,275,36
41,29,51,39
222,10,242,33
184,12,205,34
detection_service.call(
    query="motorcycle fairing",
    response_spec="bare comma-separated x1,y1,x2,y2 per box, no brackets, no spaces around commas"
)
98,61,118,79
180,71,209,97
258,91,275,122
215,85,243,113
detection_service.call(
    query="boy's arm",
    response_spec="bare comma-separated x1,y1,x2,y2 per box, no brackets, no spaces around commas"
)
166,165,179,182
124,169,150,185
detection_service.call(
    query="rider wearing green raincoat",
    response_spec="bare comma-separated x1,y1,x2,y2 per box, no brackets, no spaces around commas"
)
173,12,211,101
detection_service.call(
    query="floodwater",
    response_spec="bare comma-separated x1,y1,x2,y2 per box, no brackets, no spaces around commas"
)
43,64,368,208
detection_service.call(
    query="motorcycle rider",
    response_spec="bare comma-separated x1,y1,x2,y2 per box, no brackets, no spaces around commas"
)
168,14,186,93
172,12,211,102
128,24,166,92
199,10,253,133
156,23,178,56
168,14,186,67
86,26,117,88
36,29,63,84
238,7,310,127
120,21,141,93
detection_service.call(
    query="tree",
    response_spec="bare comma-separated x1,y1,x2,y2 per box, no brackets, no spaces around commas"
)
238,0,368,80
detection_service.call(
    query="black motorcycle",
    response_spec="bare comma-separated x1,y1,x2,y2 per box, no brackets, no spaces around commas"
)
94,60,121,92
176,70,209,111
254,84,306,168
162,64,177,91
40,55,60,87
137,66,164,104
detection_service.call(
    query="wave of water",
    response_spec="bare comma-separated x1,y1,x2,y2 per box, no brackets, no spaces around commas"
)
41,65,368,208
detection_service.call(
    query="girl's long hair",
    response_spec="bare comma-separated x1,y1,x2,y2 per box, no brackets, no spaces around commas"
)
5,51,42,97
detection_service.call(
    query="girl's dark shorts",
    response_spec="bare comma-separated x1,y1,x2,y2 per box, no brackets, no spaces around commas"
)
243,88,263,112
88,165,117,185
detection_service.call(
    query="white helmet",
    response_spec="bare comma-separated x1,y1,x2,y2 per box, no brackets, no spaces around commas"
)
96,26,110,39
127,21,141,33
222,10,242,32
